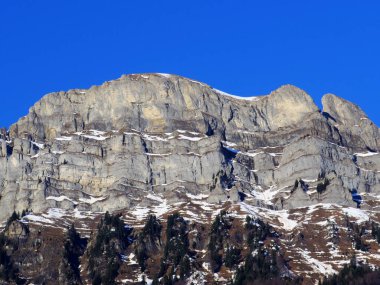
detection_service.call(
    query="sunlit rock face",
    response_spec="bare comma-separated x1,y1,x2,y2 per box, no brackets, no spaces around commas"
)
0,73,379,221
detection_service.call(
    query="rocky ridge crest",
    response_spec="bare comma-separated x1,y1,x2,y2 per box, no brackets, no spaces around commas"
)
0,73,379,221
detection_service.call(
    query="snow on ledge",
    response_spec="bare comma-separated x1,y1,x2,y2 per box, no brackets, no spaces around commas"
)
342,207,369,223
146,193,164,203
213,88,260,101
46,195,75,203
145,152,172,156
31,141,44,149
79,196,107,204
142,133,168,142
354,152,379,157
23,214,54,224
81,134,107,141
178,134,204,141
75,130,109,141
186,193,209,200
157,73,171,78
299,249,337,275
55,136,72,141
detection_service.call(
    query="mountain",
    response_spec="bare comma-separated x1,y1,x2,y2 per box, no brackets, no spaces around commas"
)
0,73,380,284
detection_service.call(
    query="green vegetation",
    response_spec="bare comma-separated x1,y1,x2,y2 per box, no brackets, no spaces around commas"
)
135,215,162,272
293,179,299,190
0,213,27,284
61,224,87,284
87,212,133,285
231,216,286,285
321,256,380,285
233,248,282,285
5,206,380,284
164,212,189,266
345,216,369,252
317,178,330,195
372,222,380,244
209,210,232,272
246,216,275,250
292,179,310,193
224,245,241,269
0,233,22,283
156,212,191,284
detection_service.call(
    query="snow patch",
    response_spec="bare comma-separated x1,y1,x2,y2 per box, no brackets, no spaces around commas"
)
24,214,53,224
299,249,337,275
146,193,164,203
79,196,107,204
186,193,209,200
157,73,171,78
354,152,379,157
43,208,66,219
251,185,279,205
126,253,138,265
76,130,109,141
131,198,171,220
142,134,168,142
82,134,107,141
46,195,75,203
239,202,298,231
213,88,260,101
277,212,298,231
151,199,170,217
145,152,172,156
131,207,150,220
306,203,336,215
342,207,369,223
222,141,237,147
178,134,204,141
302,178,319,183
31,141,44,149
55,136,72,141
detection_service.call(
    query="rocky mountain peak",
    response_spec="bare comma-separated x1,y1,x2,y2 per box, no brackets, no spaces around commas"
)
270,84,312,99
258,84,319,130
1,74,380,284
322,93,379,151
322,93,368,124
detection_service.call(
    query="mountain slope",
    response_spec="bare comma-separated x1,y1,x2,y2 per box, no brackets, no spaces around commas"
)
0,73,380,284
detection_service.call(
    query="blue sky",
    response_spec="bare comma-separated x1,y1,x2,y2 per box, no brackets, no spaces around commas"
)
1,0,379,128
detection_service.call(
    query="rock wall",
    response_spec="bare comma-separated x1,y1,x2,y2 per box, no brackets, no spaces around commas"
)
0,73,379,221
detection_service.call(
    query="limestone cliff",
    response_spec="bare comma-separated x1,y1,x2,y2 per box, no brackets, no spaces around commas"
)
0,73,379,221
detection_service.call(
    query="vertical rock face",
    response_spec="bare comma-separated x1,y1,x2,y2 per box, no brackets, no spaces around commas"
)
322,93,380,151
0,73,379,221
260,84,320,129
8,75,321,144
0,139,6,157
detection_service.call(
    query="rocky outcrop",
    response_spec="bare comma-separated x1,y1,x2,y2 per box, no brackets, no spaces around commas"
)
9,77,314,141
322,93,380,151
0,73,379,221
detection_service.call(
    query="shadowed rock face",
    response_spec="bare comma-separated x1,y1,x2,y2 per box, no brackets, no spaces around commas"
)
0,73,379,221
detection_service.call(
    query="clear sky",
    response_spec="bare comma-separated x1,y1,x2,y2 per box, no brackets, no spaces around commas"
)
1,0,379,128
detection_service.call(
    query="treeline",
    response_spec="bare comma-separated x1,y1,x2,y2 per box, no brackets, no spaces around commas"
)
0,209,300,285
0,212,28,284
232,216,300,285
10,209,380,284
87,212,133,285
60,224,87,284
321,257,380,285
